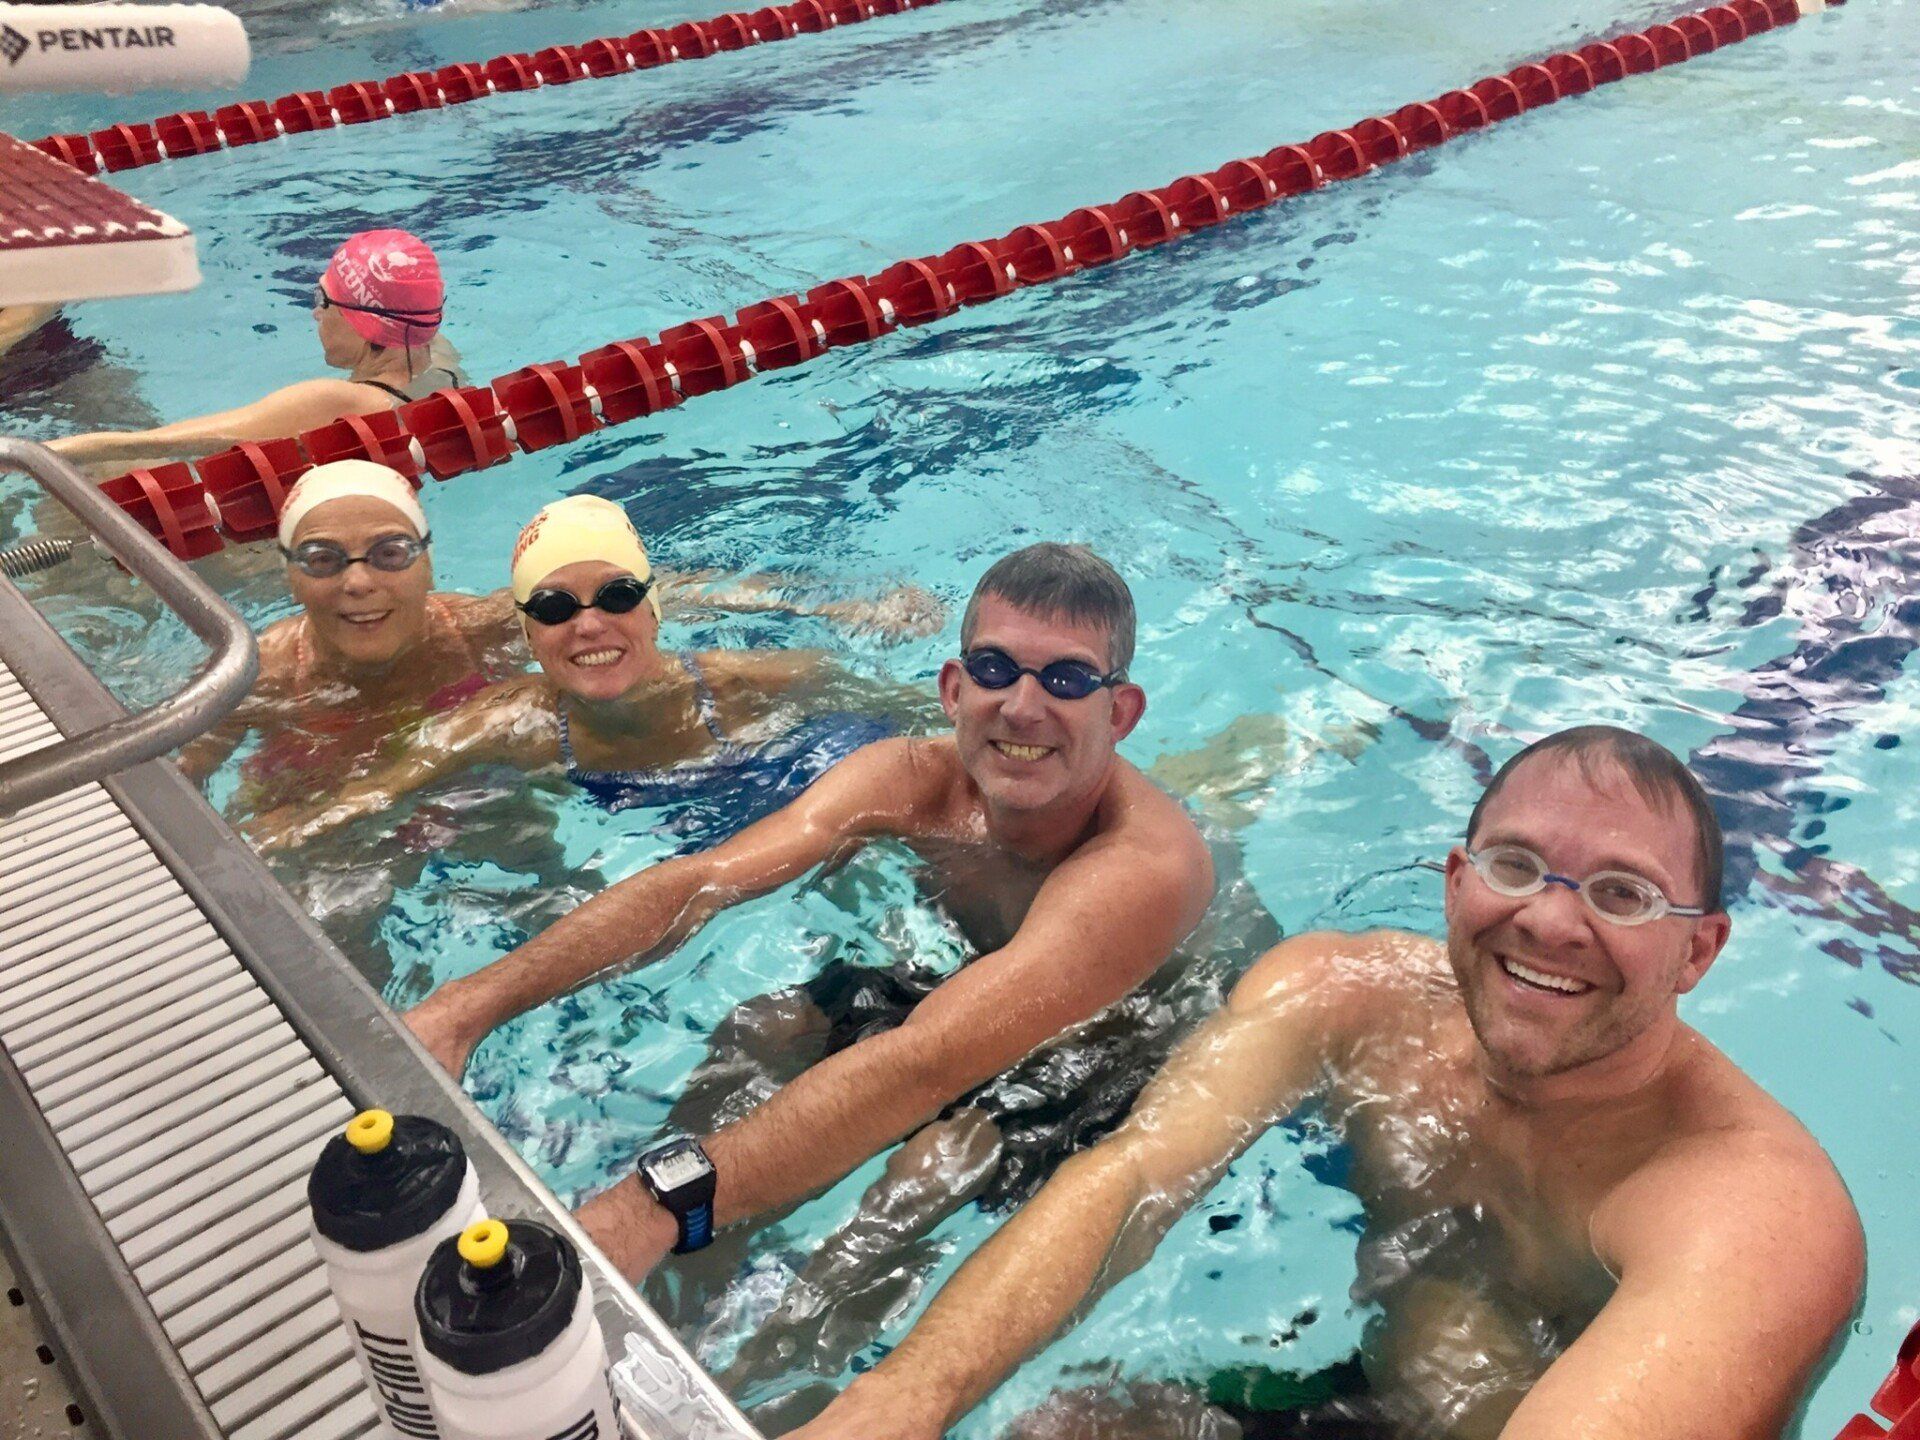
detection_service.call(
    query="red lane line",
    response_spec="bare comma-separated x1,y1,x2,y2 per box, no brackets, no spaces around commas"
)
97,0,1832,557
31,0,942,176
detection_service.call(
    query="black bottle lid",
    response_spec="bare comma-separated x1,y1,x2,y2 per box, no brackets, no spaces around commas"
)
307,1110,469,1253
415,1219,584,1376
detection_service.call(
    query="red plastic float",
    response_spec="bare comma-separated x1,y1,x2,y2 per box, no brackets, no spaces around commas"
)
1351,117,1408,167
735,296,826,368
299,410,425,478
1506,62,1562,109
493,363,602,450
99,465,221,561
579,340,681,424
199,440,307,543
384,73,444,114
1542,52,1595,96
929,241,1014,303
1830,1319,1920,1439
1575,42,1628,84
485,54,541,92
994,223,1076,283
328,81,390,125
1109,190,1181,247
1052,207,1132,266
658,317,752,394
155,111,222,159
807,278,891,345
1305,129,1370,181
869,259,960,325
1388,102,1451,151
90,123,162,172
1468,74,1526,122
1211,158,1280,211
88,0,1837,552
399,387,515,479
32,133,100,173
434,62,491,103
271,91,337,135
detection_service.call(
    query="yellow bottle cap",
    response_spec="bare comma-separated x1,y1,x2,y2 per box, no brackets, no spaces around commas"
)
346,1109,394,1156
458,1219,510,1270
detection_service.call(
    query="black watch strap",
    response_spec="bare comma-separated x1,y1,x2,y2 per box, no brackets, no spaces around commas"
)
636,1140,717,1254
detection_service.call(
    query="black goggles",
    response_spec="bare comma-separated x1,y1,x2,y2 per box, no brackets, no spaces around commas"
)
312,284,443,326
517,575,654,627
961,647,1123,701
280,533,430,579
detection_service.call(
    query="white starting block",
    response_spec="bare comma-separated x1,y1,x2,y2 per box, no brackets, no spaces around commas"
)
0,132,198,304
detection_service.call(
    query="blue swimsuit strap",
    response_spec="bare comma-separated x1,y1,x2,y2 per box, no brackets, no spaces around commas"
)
557,652,728,775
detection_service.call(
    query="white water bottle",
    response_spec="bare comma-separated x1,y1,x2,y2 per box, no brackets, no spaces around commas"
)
309,1110,486,1440
415,1219,619,1440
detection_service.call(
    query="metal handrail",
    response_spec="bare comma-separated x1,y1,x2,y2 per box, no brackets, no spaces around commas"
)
0,437,256,815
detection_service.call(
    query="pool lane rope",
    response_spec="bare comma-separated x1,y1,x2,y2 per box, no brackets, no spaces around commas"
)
93,0,1840,561
27,0,943,175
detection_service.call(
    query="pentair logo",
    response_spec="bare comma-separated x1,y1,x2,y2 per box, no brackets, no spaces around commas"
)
0,24,30,65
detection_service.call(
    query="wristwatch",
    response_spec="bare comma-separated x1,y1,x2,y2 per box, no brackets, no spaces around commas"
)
636,1139,718,1254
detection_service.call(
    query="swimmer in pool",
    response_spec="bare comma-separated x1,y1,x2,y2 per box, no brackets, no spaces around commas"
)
401,543,1217,1286
185,461,930,809
48,229,464,473
243,492,939,849
0,304,61,361
791,726,1864,1440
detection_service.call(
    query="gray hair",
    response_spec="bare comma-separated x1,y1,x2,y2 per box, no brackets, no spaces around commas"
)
960,543,1137,676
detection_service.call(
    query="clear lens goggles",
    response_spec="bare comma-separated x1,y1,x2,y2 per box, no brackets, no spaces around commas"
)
1466,844,1708,927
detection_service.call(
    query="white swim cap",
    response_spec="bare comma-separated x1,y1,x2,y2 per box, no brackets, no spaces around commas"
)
510,495,661,621
277,459,429,549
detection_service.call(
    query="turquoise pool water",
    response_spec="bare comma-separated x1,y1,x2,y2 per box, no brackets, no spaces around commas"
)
4,0,1917,1433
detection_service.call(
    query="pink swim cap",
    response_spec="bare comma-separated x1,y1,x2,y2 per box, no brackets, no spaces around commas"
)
320,229,444,349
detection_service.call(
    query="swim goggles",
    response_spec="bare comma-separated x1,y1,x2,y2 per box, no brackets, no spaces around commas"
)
280,533,430,579
1464,844,1709,927
960,647,1125,701
312,284,444,327
517,575,654,627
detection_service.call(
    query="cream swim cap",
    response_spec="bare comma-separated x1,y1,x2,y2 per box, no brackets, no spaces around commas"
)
510,495,661,621
276,459,429,549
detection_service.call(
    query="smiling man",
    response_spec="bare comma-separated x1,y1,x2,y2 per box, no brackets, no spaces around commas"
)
404,542,1216,1281
793,726,1864,1440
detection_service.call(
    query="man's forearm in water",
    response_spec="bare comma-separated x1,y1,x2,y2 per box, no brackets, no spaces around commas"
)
431,855,725,1038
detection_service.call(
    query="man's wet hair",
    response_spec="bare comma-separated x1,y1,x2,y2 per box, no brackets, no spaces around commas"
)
961,543,1137,676
1465,725,1725,912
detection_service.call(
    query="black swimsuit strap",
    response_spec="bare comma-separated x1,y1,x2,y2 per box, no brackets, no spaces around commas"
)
359,379,412,404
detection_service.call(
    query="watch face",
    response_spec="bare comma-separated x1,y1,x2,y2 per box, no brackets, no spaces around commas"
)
645,1146,710,1192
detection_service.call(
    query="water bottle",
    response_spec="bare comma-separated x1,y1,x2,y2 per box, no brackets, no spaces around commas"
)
308,1110,486,1440
415,1219,619,1440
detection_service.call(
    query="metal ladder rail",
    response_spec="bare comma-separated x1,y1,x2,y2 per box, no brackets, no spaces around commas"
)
0,438,758,1440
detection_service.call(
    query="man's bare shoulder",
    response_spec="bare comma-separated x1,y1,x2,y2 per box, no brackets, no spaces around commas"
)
1101,759,1211,853
1596,1035,1864,1304
1229,928,1449,1035
806,734,967,837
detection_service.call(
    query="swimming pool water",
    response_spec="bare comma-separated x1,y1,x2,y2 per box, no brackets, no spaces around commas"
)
4,0,1917,1432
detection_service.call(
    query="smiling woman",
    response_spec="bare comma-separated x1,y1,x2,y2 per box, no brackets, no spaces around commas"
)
178,459,523,806
243,494,917,854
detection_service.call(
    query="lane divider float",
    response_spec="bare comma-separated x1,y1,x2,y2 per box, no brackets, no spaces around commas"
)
28,0,941,176
92,0,1838,560
1837,1319,1920,1437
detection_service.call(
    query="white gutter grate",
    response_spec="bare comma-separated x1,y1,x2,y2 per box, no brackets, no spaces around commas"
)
0,655,380,1440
